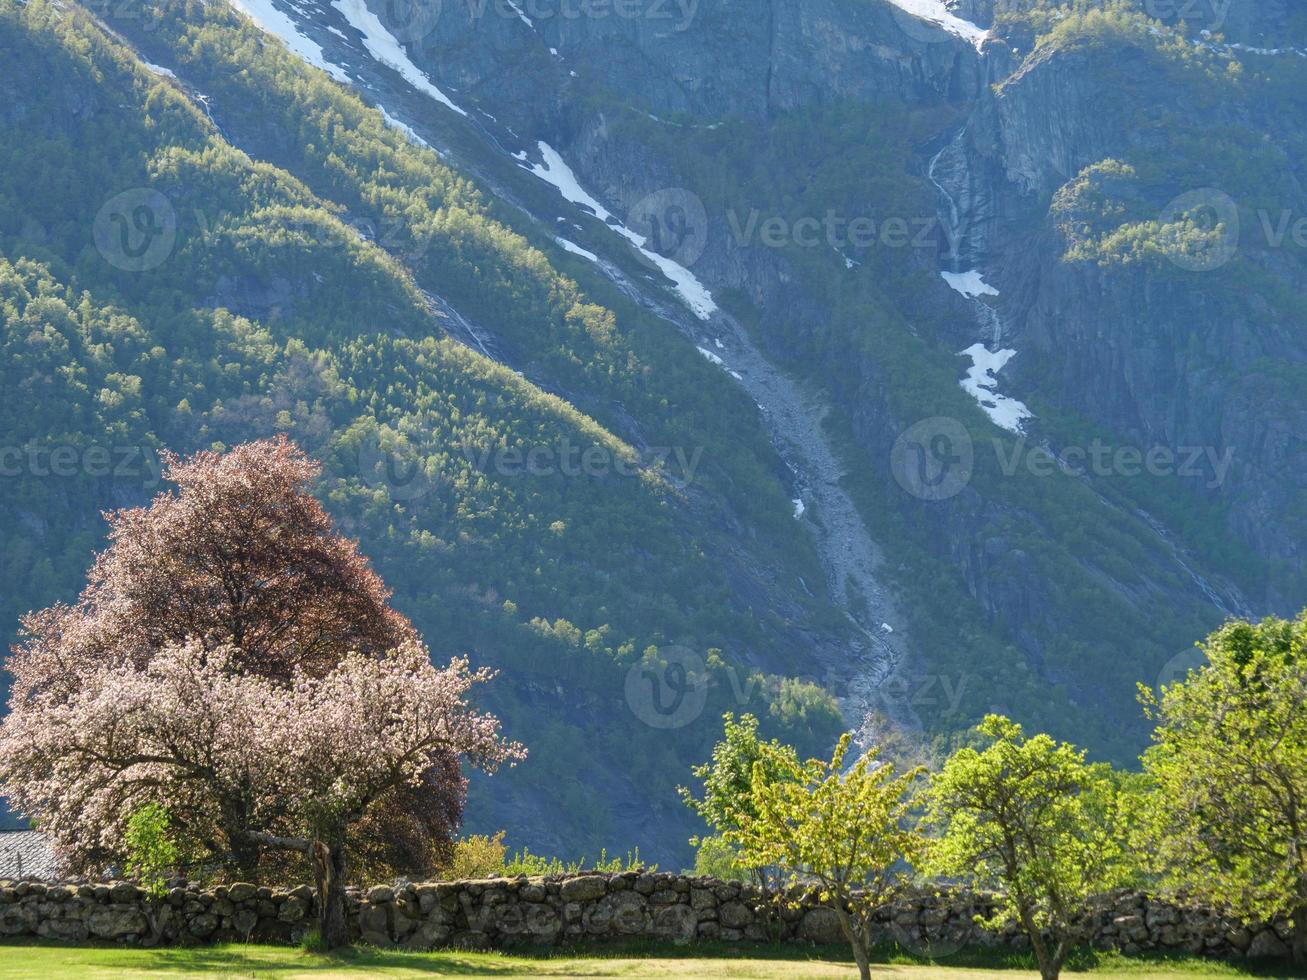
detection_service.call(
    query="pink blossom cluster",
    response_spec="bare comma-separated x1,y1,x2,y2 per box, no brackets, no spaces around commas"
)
0,639,523,872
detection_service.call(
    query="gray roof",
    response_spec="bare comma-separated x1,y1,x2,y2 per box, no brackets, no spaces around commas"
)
0,830,58,880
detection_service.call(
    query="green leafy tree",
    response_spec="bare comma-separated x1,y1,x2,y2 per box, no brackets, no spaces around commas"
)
124,802,182,943
921,716,1129,980
678,713,799,874
690,836,749,881
727,733,923,980
124,802,180,899
1139,614,1307,964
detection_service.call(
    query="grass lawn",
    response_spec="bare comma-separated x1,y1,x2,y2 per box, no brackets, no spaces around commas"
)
0,941,1302,979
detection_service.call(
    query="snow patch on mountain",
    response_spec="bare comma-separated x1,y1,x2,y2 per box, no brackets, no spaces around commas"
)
521,142,717,320
379,107,431,148
959,344,1032,433
883,0,988,48
505,0,534,28
226,0,351,83
556,238,598,262
526,143,613,220
330,0,467,116
941,269,999,298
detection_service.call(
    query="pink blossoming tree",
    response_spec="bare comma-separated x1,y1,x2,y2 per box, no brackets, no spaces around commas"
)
0,438,524,948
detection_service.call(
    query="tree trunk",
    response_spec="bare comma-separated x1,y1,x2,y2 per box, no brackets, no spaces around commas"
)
1019,908,1057,980
832,901,872,980
313,840,349,949
1041,946,1066,980
229,836,262,882
1293,904,1307,966
852,937,871,980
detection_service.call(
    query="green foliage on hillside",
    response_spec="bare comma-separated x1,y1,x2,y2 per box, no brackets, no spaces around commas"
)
0,0,844,857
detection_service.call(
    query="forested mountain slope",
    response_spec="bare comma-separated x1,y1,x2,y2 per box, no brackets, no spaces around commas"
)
0,0,847,862
3,0,1305,862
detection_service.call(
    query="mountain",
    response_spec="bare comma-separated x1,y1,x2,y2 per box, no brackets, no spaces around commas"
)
0,0,846,861
2,0,1304,864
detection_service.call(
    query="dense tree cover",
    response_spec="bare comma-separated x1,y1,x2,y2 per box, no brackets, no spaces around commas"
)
88,0,1296,770
0,0,843,857
5,0,1297,857
113,0,825,571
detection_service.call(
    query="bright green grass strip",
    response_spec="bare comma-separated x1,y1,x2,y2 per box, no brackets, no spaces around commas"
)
0,941,1301,979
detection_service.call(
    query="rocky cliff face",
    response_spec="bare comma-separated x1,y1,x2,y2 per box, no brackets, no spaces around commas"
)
416,0,979,122
370,0,1307,751
978,18,1307,607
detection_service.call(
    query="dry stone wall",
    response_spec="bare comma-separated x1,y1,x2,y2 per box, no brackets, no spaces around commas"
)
0,873,1295,962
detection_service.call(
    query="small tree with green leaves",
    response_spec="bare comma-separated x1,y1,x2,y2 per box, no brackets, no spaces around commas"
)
124,803,180,898
921,715,1129,980
727,733,923,980
124,803,181,943
691,835,749,881
679,713,800,889
1139,614,1307,964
